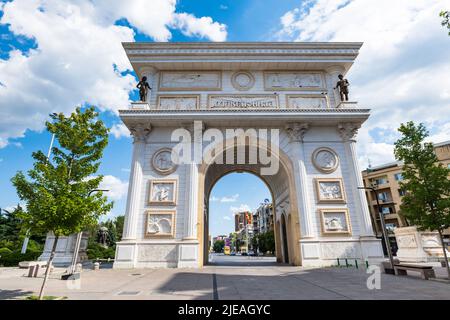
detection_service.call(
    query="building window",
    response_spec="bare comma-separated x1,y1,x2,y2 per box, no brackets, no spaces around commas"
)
371,176,388,186
394,173,403,181
381,207,394,215
377,191,391,202
398,189,406,197
447,164,450,169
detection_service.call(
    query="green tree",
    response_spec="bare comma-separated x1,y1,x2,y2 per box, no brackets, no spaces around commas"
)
11,107,113,299
0,205,25,243
440,11,450,35
394,121,450,279
114,215,124,242
213,240,225,253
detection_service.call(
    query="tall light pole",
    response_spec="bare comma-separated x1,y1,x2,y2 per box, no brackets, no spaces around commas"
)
64,189,109,278
21,114,58,255
358,185,396,273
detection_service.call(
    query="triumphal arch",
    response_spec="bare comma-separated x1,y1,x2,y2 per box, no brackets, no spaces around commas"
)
113,42,384,268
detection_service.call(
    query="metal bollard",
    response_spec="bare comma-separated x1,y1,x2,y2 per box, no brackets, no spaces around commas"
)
366,260,369,269
93,262,100,270
337,258,340,267
345,258,349,268
355,259,358,269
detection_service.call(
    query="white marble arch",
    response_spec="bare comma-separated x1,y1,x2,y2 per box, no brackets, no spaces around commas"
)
109,42,384,269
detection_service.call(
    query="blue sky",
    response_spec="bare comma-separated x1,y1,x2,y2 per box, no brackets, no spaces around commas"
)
0,0,449,237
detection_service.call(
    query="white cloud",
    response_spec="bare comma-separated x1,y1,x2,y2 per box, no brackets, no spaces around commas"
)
230,204,252,214
121,168,131,173
276,0,450,168
172,13,227,42
220,194,239,203
210,196,220,202
0,0,227,148
98,175,129,201
110,123,130,139
223,216,231,221
220,5,228,10
210,194,240,203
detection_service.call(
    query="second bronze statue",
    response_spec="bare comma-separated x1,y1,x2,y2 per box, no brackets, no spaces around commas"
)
334,74,350,102
137,76,152,102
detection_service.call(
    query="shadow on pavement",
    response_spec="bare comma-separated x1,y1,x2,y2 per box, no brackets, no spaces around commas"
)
0,289,34,300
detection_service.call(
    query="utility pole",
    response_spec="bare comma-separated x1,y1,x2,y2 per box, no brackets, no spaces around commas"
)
358,184,396,273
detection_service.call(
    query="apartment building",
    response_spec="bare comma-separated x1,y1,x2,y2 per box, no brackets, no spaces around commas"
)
362,140,450,252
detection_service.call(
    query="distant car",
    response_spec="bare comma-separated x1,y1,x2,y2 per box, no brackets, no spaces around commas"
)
241,252,248,256
248,250,256,256
230,252,236,256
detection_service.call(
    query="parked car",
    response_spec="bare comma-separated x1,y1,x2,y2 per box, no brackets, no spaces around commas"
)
230,252,236,256
241,252,248,256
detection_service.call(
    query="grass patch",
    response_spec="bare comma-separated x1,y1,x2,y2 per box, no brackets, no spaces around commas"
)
26,295,68,300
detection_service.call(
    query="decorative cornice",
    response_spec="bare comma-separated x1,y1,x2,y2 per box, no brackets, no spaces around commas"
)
338,122,360,141
129,123,152,144
285,122,310,142
120,108,371,114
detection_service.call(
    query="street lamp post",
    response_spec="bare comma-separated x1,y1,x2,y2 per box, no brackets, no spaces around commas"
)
21,114,57,255
63,189,109,279
358,185,396,273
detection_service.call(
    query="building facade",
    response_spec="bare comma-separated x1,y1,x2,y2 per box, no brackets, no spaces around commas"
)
362,140,450,251
112,42,384,269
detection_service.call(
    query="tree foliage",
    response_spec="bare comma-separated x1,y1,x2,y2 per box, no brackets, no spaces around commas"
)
441,11,450,36
394,121,450,278
11,107,113,237
213,240,225,253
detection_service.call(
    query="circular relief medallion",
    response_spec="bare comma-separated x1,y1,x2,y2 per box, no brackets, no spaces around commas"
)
312,147,339,173
152,148,178,175
231,71,255,91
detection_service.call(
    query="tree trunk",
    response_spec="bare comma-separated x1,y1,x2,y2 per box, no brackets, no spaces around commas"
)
38,235,59,300
438,229,450,280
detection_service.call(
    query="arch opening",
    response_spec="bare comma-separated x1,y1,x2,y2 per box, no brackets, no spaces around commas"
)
198,137,302,267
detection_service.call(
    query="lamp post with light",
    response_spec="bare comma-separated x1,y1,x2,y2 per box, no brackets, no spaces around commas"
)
358,184,396,273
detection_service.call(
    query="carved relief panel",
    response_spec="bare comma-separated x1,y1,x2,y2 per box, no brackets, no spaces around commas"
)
145,210,176,238
286,95,329,109
159,71,222,91
315,178,346,203
157,95,199,110
264,72,325,91
148,179,178,206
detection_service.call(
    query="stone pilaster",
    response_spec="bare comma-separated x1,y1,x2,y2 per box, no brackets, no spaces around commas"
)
338,122,374,237
183,121,205,240
285,122,314,238
122,123,152,241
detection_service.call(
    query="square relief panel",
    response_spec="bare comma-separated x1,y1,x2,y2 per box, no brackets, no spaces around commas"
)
145,210,176,238
319,208,352,235
315,178,346,203
149,179,178,206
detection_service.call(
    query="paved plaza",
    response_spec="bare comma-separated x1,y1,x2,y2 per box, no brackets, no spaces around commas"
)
0,255,449,300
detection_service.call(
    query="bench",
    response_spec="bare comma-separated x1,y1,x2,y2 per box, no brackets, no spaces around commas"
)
394,264,435,280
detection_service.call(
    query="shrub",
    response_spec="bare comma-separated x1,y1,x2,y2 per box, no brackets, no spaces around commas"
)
86,242,115,260
0,249,42,267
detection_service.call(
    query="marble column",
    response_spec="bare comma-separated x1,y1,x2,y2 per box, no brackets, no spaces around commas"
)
122,124,152,241
285,122,315,238
338,122,375,237
183,121,204,240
